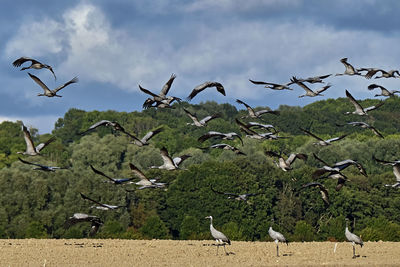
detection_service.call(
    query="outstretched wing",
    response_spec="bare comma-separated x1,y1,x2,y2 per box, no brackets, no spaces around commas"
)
139,85,159,98
90,165,115,182
28,73,52,94
299,127,324,141
35,136,56,152
187,81,225,100
141,127,164,143
129,163,148,180
210,185,238,197
160,147,175,168
53,77,78,93
12,57,38,67
160,73,176,96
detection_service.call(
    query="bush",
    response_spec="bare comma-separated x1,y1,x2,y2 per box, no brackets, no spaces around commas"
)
140,216,170,239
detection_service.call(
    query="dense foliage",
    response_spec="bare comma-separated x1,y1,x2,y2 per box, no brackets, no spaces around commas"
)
1,98,400,241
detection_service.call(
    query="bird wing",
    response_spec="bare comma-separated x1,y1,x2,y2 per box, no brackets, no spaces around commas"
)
35,136,56,152
286,153,307,165
367,83,384,91
249,79,270,85
140,127,163,143
129,163,148,180
173,155,191,166
198,131,224,143
345,90,364,113
12,57,37,67
90,165,115,182
210,185,238,197
265,150,280,159
21,124,36,154
255,109,279,116
299,128,324,141
236,99,255,116
80,193,109,209
302,182,329,205
187,81,225,100
53,77,78,93
369,125,384,138
79,120,112,135
28,73,52,94
365,68,381,79
292,78,315,94
160,147,175,168
183,108,199,124
312,153,330,166
325,134,347,143
18,157,46,168
316,84,332,94
393,164,400,182
139,85,159,98
199,113,220,124
363,101,384,112
373,155,396,165
159,73,176,96
235,118,259,135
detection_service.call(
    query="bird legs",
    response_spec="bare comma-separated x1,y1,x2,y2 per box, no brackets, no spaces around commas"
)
352,243,360,259
215,243,229,256
275,239,280,257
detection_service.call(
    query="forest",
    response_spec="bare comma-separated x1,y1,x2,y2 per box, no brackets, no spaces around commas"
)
1,97,400,242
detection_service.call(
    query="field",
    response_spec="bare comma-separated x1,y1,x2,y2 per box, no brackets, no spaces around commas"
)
1,239,399,266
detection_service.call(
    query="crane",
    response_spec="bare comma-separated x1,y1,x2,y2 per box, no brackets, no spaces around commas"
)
28,73,78,97
300,127,347,146
372,156,400,188
13,57,56,80
90,165,135,185
367,84,400,97
236,99,279,119
249,79,293,90
183,108,220,127
64,213,103,237
265,150,307,171
345,218,363,258
268,221,288,257
17,123,56,156
80,193,126,210
187,81,226,100
150,147,191,170
18,157,67,172
345,90,384,115
205,216,231,255
198,143,246,155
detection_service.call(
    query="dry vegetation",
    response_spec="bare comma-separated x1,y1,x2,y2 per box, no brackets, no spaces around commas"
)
1,239,399,266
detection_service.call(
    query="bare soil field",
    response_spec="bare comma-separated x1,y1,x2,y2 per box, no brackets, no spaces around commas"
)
0,239,399,266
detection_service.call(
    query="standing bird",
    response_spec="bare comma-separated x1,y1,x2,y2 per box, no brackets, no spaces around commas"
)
199,143,246,155
345,218,363,259
249,79,293,90
198,131,243,145
210,185,259,202
150,147,191,170
301,182,330,206
335,58,361,76
372,156,400,188
187,81,226,100
17,124,56,156
236,99,279,119
18,157,67,172
12,57,56,80
183,108,220,127
265,151,307,171
345,90,384,115
28,73,78,97
367,84,400,97
90,165,135,185
268,222,288,257
336,121,384,138
64,213,103,237
290,76,331,98
205,216,231,255
300,127,347,146
80,193,126,210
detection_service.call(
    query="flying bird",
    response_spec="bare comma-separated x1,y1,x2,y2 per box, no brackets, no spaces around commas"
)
187,81,226,100
90,165,135,185
301,182,330,206
265,151,307,171
336,121,384,138
130,163,166,189
28,73,78,97
312,154,368,178
358,68,400,79
13,57,56,80
80,193,125,210
150,147,191,170
198,131,243,145
372,156,400,188
345,218,363,259
183,108,220,127
288,74,331,84
199,143,246,155
367,84,400,97
290,76,331,98
300,127,347,146
205,216,231,255
79,120,129,135
142,96,181,109
64,213,103,237
345,90,384,115
210,185,259,202
18,157,67,172
236,99,279,119
335,58,361,76
129,127,164,147
249,79,293,90
139,74,181,108
17,124,56,156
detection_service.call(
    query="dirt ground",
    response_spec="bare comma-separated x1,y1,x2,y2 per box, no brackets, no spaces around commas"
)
0,239,399,266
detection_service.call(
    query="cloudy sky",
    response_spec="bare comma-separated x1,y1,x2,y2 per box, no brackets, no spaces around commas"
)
1,0,400,133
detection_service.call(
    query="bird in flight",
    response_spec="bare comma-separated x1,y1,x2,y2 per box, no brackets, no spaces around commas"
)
187,81,226,100
18,157,67,172
345,90,384,115
28,73,78,97
13,57,57,80
17,123,56,156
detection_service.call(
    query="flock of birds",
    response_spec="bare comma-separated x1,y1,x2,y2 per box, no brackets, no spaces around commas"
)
11,56,400,258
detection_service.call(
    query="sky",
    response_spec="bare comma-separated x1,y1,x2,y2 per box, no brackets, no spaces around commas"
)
1,0,400,133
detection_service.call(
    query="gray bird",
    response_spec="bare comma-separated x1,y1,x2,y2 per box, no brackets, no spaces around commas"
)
287,74,331,84
367,84,400,97
265,150,307,171
290,76,331,98
358,68,400,79
140,74,181,108
205,216,231,255
336,121,384,138
268,222,288,257
249,79,293,90
187,81,226,100
198,131,243,145
372,156,400,188
28,73,78,97
335,58,361,76
90,165,135,185
130,163,166,189
300,127,347,146
17,124,56,156
210,185,259,202
301,182,330,206
236,99,279,119
345,218,363,259
18,157,67,172
80,193,126,210
64,213,103,237
183,108,220,127
199,143,246,155
345,90,384,115
13,57,56,80
150,147,191,170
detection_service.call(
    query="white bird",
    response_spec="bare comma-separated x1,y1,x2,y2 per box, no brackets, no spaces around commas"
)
130,163,166,189
199,143,246,155
187,81,226,101
64,213,103,237
290,76,331,98
249,79,293,90
367,84,400,97
372,156,400,188
28,73,78,97
80,193,125,210
236,99,279,119
150,147,191,170
265,151,307,171
18,157,67,172
205,216,231,255
345,90,384,115
198,131,243,145
13,57,56,80
268,222,288,257
17,124,56,156
335,58,361,76
336,121,384,138
90,165,135,185
345,218,363,259
300,127,347,146
183,108,220,127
